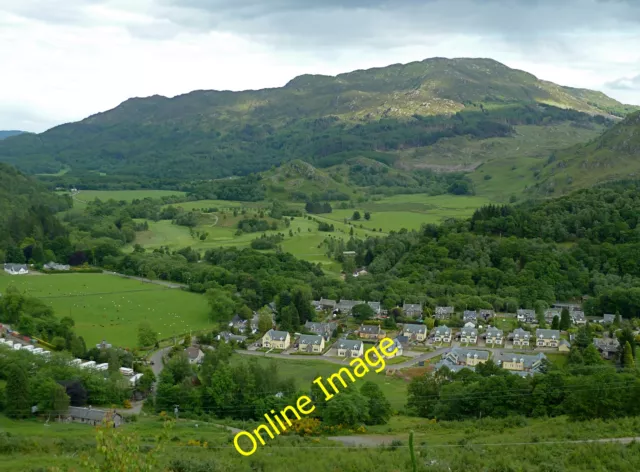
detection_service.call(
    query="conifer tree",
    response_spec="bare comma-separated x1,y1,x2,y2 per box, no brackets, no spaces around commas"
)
5,364,31,418
622,341,635,368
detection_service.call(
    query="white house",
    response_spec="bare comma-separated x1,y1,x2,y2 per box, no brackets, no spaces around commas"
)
185,347,204,364
433,325,452,343
485,327,504,346
459,327,478,345
536,329,560,348
3,263,28,275
511,328,531,347
334,339,364,358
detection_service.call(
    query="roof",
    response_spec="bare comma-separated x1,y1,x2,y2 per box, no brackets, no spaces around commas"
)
435,306,454,314
536,329,560,339
185,347,203,360
4,263,27,271
435,325,451,334
367,301,381,311
479,310,495,316
511,328,531,338
403,324,427,334
335,339,362,350
265,329,289,341
463,310,477,317
496,352,546,369
485,327,503,337
299,334,323,345
517,309,535,316
218,331,247,342
448,348,489,361
359,324,382,334
319,298,337,307
559,339,571,347
403,303,422,311
433,361,475,373
67,407,119,422
461,327,478,336
305,321,334,334
593,337,619,350
603,314,616,322
337,300,363,310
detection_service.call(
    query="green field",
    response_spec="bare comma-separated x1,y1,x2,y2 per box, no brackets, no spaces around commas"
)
230,355,408,411
0,273,210,348
63,189,187,209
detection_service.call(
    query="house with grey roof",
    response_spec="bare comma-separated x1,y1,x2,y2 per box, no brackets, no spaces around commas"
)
553,303,581,311
382,338,404,358
485,327,504,346
535,329,560,348
367,301,382,315
435,306,454,320
403,303,423,317
402,324,428,342
593,337,620,359
602,314,616,324
336,300,363,314
479,309,495,319
261,329,291,350
3,263,28,275
217,331,248,343
544,309,561,324
571,311,586,325
433,325,452,343
185,347,204,364
444,348,490,367
61,407,123,427
463,310,477,322
298,334,325,353
304,321,335,341
334,339,363,358
358,324,386,340
559,339,571,352
44,262,70,271
510,328,531,347
517,309,536,323
318,298,337,311
496,352,546,375
459,327,478,345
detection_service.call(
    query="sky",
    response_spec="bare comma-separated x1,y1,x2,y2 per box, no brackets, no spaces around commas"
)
1,0,639,132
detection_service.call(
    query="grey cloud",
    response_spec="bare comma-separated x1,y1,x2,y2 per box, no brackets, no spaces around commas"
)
605,74,640,90
1,0,109,25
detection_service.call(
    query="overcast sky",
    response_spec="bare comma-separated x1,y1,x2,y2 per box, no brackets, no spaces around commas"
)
2,0,639,132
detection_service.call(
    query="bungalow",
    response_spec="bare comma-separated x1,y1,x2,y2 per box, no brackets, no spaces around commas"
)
444,348,489,367
217,331,248,343
435,306,454,320
336,300,363,314
358,324,386,340
367,301,382,315
261,329,291,350
304,321,335,341
60,407,123,427
403,303,423,317
433,325,452,343
496,352,546,374
44,261,70,271
511,328,531,347
485,327,504,346
318,298,337,311
298,334,325,353
459,327,478,345
517,309,536,323
334,339,364,358
3,263,28,275
402,324,428,342
593,337,620,359
535,329,560,348
571,311,587,326
185,347,204,364
463,310,477,322
479,310,495,320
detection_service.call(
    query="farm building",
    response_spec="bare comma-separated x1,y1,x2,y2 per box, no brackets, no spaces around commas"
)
60,407,123,427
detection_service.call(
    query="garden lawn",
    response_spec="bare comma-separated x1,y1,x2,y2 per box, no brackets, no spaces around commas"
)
0,273,211,348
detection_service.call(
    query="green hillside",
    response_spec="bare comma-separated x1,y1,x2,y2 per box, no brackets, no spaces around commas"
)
0,130,25,140
534,111,640,195
0,57,635,189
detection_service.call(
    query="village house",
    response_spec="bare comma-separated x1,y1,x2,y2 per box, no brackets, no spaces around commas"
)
334,339,364,358
229,314,248,331
217,331,248,343
593,337,620,359
435,306,454,320
336,300,363,314
544,309,561,324
496,352,546,374
433,325,452,343
517,309,536,323
479,309,495,320
185,347,204,364
535,329,560,348
464,321,476,329
318,298,337,311
403,303,423,317
304,321,335,341
44,261,70,271
402,324,428,342
96,340,112,350
384,338,404,357
358,324,386,340
60,407,123,427
559,339,571,352
444,348,490,367
553,303,581,311
485,327,504,346
3,263,28,275
298,334,325,353
602,314,616,324
459,326,478,345
261,329,291,350
463,310,478,322
510,328,531,347
571,311,587,326
367,301,382,316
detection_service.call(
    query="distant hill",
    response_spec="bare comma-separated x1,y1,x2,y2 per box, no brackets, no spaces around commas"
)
0,57,636,189
0,130,25,140
535,111,640,195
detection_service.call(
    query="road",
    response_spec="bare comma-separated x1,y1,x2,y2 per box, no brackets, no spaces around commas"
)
102,270,187,289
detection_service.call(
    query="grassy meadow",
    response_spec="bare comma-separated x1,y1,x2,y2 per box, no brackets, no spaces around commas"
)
63,189,187,209
0,272,210,348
